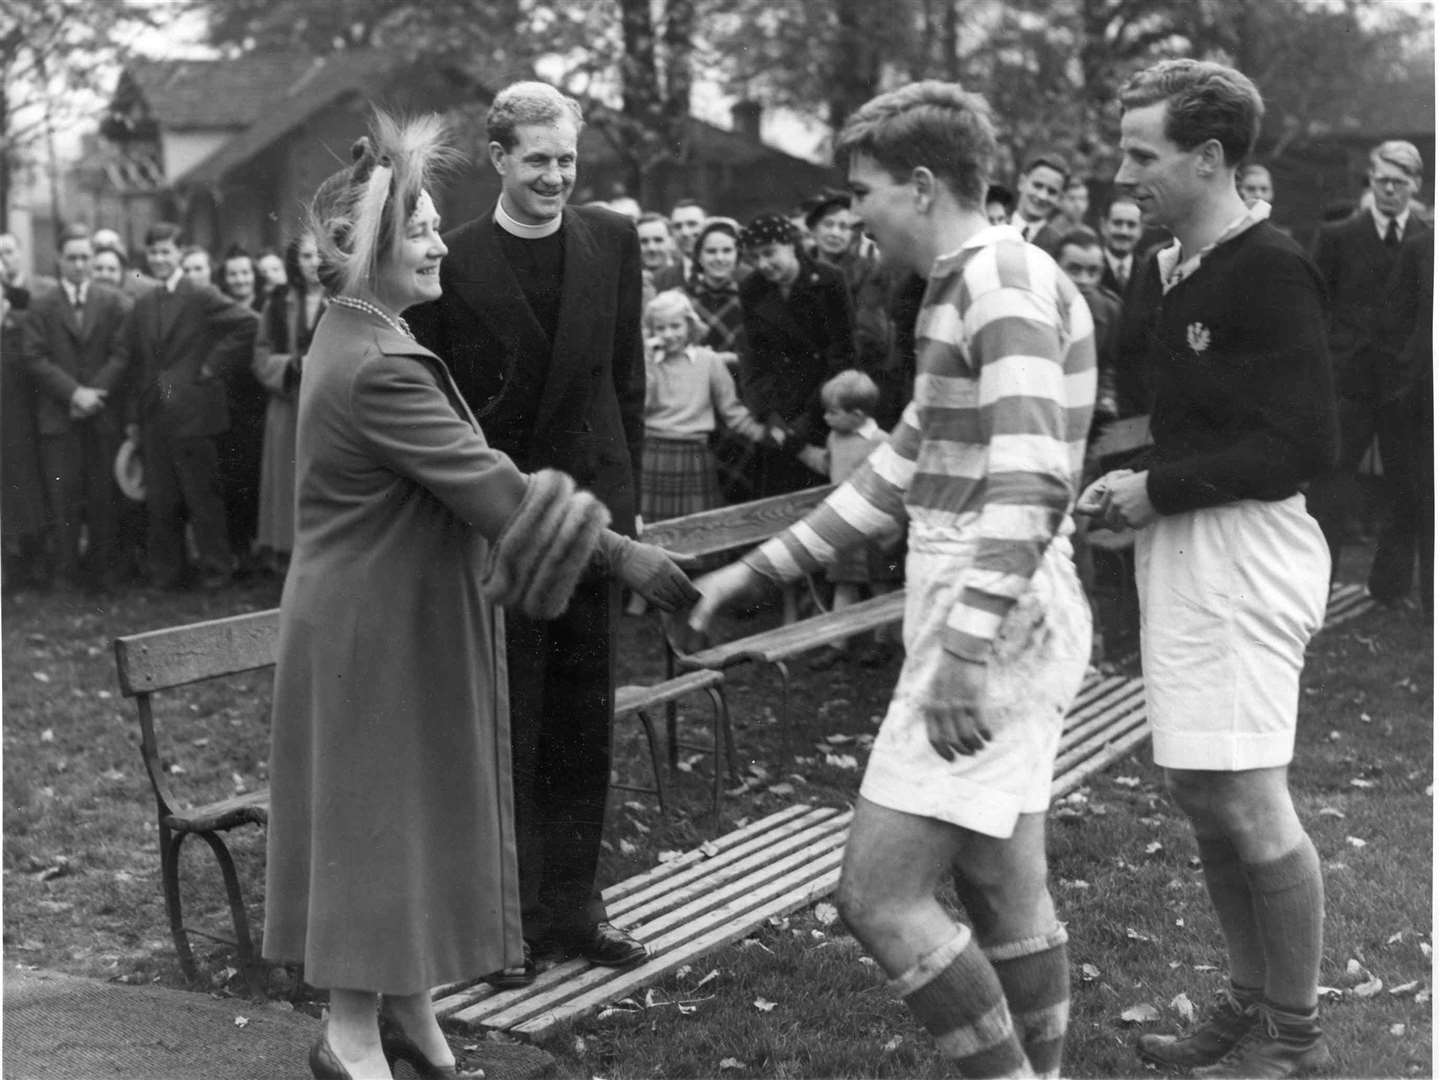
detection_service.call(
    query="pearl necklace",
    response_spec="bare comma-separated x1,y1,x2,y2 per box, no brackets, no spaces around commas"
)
331,295,412,338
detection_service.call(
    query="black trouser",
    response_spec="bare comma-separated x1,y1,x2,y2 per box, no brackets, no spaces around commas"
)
38,420,121,585
504,574,617,942
1311,392,1426,601
141,425,233,586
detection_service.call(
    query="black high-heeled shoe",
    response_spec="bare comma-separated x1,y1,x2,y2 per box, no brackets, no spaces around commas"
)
378,1017,485,1079
308,1032,358,1080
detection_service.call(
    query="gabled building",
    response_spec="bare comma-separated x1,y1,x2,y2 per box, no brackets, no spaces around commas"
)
96,51,839,256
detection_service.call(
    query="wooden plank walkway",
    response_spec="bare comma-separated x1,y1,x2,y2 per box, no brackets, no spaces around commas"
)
435,582,1375,1037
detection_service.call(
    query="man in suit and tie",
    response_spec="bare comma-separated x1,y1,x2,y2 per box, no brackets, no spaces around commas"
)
22,225,131,591
1009,152,1069,257
1309,140,1431,604
1099,195,1143,300
126,222,256,590
410,81,650,981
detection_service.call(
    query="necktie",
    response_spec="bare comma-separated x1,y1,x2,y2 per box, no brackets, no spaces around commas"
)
1117,262,1129,292
1385,218,1400,248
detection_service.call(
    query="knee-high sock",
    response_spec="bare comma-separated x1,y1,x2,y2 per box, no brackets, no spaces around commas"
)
985,925,1070,1079
888,925,1032,1079
1197,833,1267,991
1243,837,1325,1014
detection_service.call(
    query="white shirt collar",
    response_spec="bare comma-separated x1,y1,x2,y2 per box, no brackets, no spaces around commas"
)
495,196,563,239
64,279,87,306
1157,200,1271,294
165,269,184,293
1370,204,1410,241
1104,250,1132,274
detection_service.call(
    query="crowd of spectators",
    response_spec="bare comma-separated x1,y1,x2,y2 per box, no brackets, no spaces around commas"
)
1,139,1431,632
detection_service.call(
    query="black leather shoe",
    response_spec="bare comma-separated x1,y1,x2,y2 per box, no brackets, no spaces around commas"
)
379,1015,487,1078
481,940,535,989
575,922,647,968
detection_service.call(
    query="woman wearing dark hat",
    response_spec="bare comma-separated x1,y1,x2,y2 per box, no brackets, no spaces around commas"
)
738,212,857,496
806,189,899,424
263,110,695,1080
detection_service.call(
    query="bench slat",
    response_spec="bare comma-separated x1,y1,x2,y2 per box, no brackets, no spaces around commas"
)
641,485,835,559
681,591,906,670
614,670,724,714
599,804,819,905
115,608,280,695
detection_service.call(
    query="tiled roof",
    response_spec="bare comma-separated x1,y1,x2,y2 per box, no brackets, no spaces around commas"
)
125,52,328,130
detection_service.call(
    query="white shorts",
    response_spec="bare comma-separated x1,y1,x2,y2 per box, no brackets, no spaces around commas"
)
1135,493,1329,772
859,538,1092,839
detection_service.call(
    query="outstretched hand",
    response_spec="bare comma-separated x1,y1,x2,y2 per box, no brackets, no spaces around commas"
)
606,536,701,612
687,561,769,634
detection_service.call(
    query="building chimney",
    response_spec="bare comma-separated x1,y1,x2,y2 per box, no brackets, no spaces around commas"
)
731,100,762,142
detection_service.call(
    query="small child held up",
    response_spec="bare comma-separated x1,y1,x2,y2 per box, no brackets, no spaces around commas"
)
799,369,904,666
640,289,782,523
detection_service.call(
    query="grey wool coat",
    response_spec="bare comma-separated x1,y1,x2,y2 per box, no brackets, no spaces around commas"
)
262,303,529,993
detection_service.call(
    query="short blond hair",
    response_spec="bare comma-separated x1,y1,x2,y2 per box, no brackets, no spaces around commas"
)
821,369,879,415
643,288,705,343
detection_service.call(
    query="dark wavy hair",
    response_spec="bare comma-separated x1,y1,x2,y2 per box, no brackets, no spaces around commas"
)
1118,60,1264,166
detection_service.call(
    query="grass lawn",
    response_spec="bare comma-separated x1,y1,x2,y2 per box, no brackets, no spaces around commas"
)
2,546,1431,1078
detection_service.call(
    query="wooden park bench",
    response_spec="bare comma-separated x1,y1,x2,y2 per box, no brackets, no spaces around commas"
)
112,608,739,995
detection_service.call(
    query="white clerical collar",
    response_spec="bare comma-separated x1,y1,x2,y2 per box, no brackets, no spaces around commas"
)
495,197,562,239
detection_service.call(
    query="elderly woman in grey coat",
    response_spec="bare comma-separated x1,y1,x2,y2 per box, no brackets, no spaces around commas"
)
263,112,695,1080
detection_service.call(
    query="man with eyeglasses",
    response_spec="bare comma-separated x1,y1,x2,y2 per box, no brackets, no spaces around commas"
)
1310,140,1431,607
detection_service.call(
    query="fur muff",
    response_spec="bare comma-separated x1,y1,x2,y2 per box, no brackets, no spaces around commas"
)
482,469,611,620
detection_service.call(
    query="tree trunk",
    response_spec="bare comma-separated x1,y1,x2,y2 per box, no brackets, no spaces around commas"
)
660,0,695,163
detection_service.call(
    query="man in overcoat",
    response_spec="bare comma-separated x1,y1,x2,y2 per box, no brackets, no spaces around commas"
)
126,222,257,589
410,81,648,981
22,224,131,591
1309,140,1431,605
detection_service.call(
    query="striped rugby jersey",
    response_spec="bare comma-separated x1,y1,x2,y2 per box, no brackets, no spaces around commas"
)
744,225,1096,661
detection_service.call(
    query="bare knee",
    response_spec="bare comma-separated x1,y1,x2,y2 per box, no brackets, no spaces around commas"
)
837,863,896,942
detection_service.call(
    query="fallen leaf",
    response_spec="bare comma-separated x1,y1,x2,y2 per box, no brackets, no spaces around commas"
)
1125,927,1152,942
1317,986,1343,1000
618,839,638,857
1345,836,1367,848
823,753,859,770
718,1059,745,1071
1120,1003,1160,1024
1390,1023,1406,1036
813,901,839,926
1080,963,1100,982
1386,931,1404,944
882,1035,902,1052
767,783,795,796
1422,942,1433,960
34,672,51,684
825,733,855,744
573,1036,587,1055
1144,842,1163,855
694,970,720,990
1388,980,1420,996
753,997,777,1012
1171,992,1196,1023
233,1016,249,1028
1349,778,1375,789
1113,775,1140,788
676,1003,697,1015
1353,974,1384,997
40,728,54,742
1317,807,1346,819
